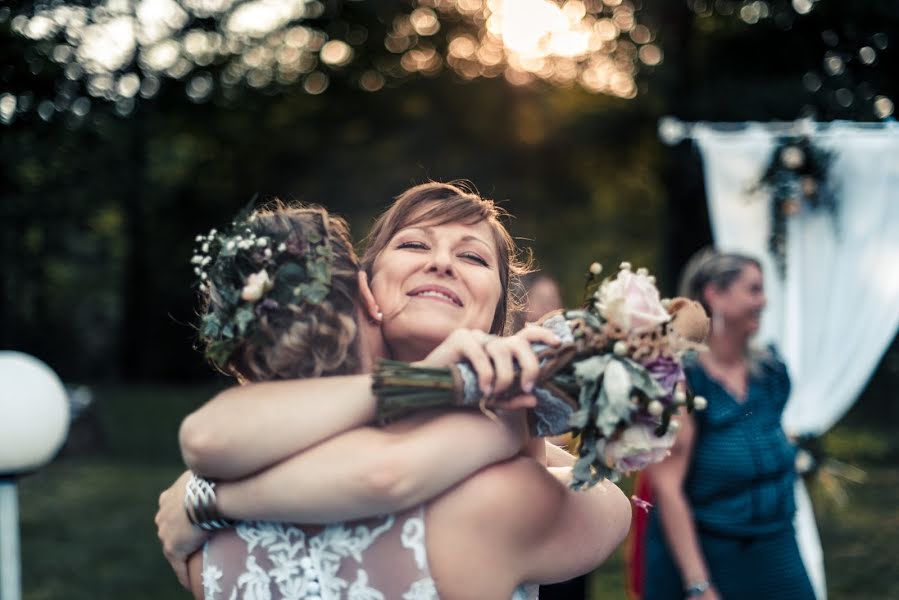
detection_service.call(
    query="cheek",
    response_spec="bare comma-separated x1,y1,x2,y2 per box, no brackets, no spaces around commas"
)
371,277,401,314
370,254,408,307
474,275,503,317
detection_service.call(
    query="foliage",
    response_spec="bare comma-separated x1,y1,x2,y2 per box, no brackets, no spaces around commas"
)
1,0,897,385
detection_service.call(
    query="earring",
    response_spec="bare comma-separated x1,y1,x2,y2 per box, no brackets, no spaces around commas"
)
376,311,383,322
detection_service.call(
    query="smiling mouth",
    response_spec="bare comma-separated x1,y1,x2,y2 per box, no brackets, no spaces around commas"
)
407,287,463,307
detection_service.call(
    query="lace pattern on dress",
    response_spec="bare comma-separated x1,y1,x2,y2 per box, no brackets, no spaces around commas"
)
203,506,537,600
203,507,434,600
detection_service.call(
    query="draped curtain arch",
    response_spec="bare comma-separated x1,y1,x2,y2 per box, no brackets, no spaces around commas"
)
669,119,899,600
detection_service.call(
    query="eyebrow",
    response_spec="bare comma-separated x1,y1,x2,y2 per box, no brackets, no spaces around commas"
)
401,226,496,258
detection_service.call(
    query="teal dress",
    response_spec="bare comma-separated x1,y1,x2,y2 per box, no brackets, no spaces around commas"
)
643,352,815,600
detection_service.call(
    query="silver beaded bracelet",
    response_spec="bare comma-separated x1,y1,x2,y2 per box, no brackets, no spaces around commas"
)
184,473,235,531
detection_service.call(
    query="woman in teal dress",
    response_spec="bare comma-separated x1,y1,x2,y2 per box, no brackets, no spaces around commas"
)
643,250,815,600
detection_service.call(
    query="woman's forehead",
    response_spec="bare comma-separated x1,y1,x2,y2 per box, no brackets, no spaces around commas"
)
397,219,497,249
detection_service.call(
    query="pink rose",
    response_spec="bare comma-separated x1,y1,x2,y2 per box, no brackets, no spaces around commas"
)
603,424,677,473
596,269,670,332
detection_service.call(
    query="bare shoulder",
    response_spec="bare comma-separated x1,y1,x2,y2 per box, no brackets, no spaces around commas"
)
427,456,631,592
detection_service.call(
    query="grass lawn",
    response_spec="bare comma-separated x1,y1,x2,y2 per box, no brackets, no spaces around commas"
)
13,385,899,599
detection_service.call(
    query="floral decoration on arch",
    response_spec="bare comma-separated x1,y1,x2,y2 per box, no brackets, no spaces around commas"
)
753,136,837,277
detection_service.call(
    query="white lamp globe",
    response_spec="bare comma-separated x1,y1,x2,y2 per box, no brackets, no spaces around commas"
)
0,352,70,476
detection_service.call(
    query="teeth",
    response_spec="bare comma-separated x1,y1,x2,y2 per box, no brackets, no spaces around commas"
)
414,290,459,305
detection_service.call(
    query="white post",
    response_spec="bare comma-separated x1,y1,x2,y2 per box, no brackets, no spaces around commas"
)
0,478,22,600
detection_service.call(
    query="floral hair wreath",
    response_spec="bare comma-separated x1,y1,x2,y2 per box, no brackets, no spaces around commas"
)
190,204,334,370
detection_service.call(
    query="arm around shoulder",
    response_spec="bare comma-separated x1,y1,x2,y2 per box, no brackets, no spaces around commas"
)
180,374,376,479
213,409,527,523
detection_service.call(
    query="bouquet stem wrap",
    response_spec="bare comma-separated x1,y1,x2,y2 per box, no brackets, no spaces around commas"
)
374,317,579,432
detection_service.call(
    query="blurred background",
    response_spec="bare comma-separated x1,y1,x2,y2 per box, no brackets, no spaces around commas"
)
2,0,897,597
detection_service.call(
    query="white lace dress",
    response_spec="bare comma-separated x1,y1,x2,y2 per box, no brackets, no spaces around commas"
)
202,506,538,600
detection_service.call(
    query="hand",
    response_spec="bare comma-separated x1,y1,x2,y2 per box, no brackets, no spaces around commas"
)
495,325,563,396
155,470,210,589
414,327,560,403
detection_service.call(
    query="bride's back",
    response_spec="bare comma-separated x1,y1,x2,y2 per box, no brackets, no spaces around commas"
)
192,505,434,599
187,455,630,600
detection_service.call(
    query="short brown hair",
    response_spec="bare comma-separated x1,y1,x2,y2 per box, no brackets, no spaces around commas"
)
361,182,531,334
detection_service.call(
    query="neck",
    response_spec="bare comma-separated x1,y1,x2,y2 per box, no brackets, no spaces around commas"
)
390,338,439,362
705,329,749,366
357,315,389,372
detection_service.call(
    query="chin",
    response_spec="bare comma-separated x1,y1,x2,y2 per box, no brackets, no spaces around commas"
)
385,314,461,354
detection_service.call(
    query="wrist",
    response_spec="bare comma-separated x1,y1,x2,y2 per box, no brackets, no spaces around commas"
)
184,473,235,531
684,579,710,598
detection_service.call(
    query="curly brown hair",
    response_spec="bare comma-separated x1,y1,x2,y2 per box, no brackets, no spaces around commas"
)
361,182,531,335
198,203,363,382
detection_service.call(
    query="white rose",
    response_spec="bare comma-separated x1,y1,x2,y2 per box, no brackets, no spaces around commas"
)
603,424,677,473
780,146,805,170
596,269,670,332
241,270,273,302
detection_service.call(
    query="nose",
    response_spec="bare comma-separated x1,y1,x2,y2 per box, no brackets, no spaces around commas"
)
426,245,455,277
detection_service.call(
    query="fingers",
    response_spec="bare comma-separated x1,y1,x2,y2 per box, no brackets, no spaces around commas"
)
484,337,515,395
421,326,560,400
506,335,541,393
520,323,562,347
448,330,495,396
171,557,191,590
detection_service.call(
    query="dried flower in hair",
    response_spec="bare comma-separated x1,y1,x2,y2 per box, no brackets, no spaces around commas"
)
241,270,273,302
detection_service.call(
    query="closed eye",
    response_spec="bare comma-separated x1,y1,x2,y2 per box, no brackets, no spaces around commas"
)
460,252,489,267
397,241,428,250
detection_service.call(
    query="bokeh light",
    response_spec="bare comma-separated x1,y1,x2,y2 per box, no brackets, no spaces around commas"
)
2,0,363,122
2,0,660,123
694,1,894,121
398,0,658,97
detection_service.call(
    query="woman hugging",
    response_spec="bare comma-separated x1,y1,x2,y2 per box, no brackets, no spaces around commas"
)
155,182,632,600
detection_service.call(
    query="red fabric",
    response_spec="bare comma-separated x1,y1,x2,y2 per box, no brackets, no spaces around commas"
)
626,473,654,600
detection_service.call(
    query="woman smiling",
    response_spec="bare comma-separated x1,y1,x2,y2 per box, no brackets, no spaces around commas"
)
156,183,631,600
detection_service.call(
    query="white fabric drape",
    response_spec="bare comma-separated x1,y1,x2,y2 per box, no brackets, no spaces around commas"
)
690,120,899,600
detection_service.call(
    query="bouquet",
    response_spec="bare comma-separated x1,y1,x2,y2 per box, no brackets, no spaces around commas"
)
373,262,710,488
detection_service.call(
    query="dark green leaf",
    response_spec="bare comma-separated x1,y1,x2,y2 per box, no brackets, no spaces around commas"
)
218,284,239,306
295,281,329,304
275,262,306,287
308,258,331,284
234,306,255,335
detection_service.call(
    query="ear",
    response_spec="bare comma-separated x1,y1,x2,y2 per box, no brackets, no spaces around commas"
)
357,271,383,323
702,282,723,315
